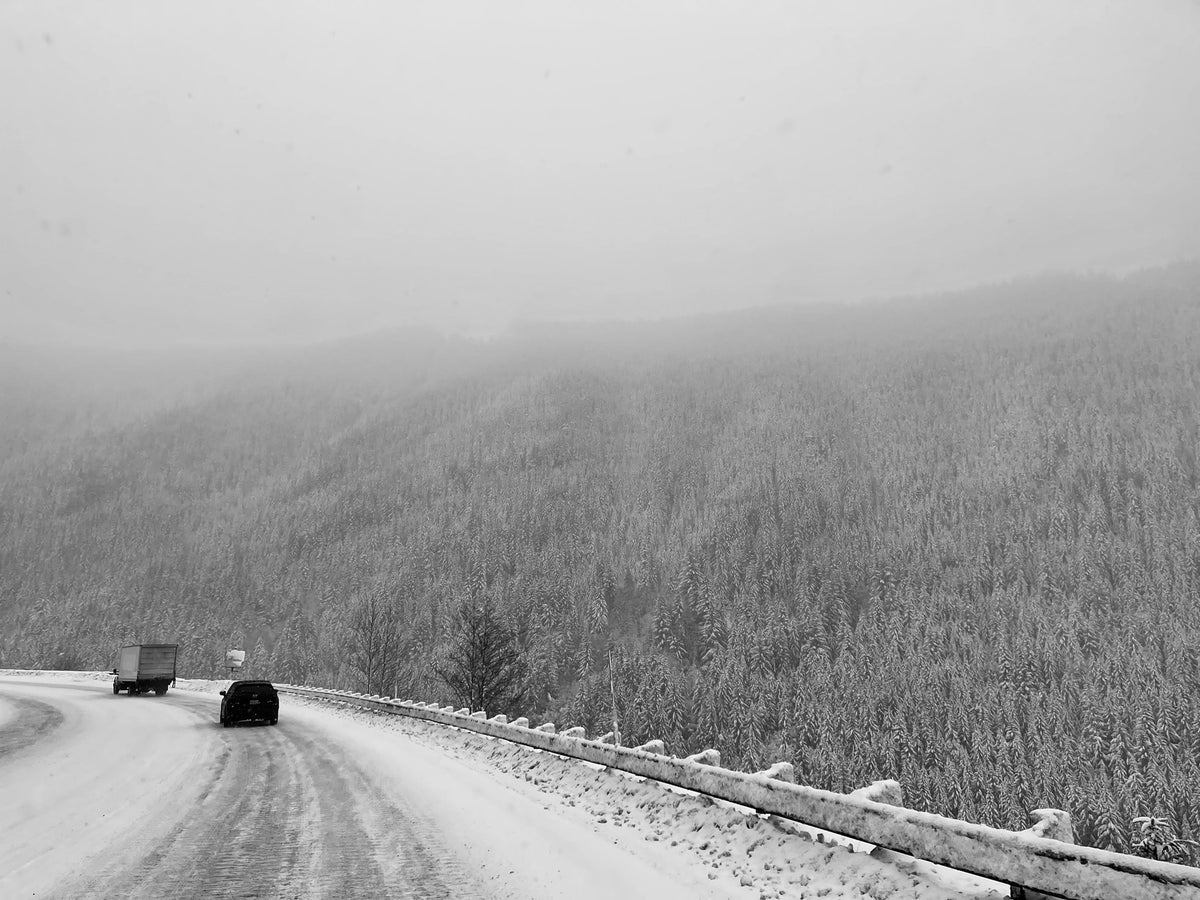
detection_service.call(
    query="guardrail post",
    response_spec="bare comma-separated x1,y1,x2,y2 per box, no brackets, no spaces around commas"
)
536,723,556,734
635,739,666,755
470,711,487,720
856,780,909,867
1011,809,1076,900
561,726,585,739
488,714,508,724
849,779,904,807
1022,808,1076,843
511,717,530,728
456,708,470,716
684,749,721,767
755,762,796,783
596,731,616,745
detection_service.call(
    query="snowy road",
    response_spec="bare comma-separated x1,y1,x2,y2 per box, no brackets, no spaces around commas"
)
0,677,756,899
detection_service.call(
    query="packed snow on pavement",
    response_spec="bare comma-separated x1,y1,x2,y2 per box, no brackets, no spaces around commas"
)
219,686,1009,899
2,670,1007,899
369,710,1010,899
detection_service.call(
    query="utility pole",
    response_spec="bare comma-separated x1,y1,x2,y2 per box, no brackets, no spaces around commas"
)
608,648,621,747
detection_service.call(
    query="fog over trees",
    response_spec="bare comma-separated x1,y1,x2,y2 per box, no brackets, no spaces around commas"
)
3,266,1200,858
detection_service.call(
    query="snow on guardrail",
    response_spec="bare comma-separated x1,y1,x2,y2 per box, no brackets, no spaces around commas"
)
276,683,1200,900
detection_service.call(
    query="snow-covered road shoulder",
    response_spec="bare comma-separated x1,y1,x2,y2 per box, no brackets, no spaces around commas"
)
0,675,219,899
291,695,1005,900
0,671,1004,899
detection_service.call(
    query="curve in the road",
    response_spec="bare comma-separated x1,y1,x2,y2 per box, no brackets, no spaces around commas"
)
0,679,483,899
0,677,749,900
0,693,64,759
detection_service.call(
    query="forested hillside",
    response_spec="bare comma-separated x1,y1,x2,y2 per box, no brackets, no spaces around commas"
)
3,267,1200,857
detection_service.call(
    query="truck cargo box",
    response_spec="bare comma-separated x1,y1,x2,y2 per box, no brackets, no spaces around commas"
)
113,643,178,695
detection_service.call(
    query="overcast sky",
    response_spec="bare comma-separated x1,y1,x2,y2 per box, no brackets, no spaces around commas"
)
3,1,1199,345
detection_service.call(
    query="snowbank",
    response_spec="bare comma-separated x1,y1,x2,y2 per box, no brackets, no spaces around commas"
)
279,685,1200,900
282,693,1006,900
13,672,1197,900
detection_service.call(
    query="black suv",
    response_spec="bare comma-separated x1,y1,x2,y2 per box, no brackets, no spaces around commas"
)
219,680,279,727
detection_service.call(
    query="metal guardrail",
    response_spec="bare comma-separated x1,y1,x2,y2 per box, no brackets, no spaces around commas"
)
277,684,1200,900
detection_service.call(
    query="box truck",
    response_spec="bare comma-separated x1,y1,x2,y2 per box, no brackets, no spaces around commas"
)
112,643,178,695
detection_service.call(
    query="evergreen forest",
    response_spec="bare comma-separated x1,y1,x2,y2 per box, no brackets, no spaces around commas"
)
3,266,1200,858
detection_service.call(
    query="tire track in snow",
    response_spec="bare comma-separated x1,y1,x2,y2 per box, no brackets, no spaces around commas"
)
285,719,475,898
0,694,63,759
71,713,480,899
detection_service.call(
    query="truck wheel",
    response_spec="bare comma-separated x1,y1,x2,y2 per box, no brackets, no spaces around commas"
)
113,682,120,695
155,686,167,696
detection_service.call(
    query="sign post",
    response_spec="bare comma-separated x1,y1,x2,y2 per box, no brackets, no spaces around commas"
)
225,648,246,678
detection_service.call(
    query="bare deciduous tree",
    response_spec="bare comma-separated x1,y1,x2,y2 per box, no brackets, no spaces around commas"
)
344,590,404,695
434,598,525,716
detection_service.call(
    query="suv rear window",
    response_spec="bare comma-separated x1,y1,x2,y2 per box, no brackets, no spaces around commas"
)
231,682,277,698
